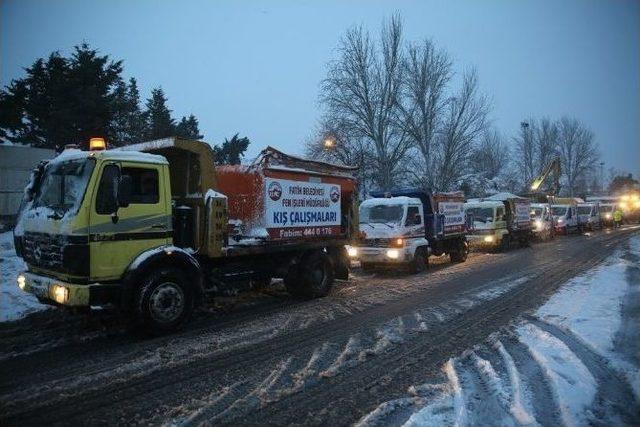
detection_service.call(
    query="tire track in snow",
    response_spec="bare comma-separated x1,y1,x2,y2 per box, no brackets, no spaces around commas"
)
527,316,640,425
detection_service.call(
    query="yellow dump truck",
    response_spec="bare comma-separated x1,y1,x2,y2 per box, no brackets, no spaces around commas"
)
14,137,358,333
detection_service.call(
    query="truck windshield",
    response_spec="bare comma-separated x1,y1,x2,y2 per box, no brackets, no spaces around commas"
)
467,207,493,223
551,206,567,216
530,207,544,219
600,205,613,213
577,206,592,215
32,158,95,218
360,204,404,224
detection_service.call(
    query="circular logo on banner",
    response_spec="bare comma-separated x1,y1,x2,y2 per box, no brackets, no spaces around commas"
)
330,186,340,203
268,181,282,201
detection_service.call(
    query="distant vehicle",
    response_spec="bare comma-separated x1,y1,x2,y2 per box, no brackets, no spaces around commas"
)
529,202,555,240
551,198,580,235
599,203,616,227
466,193,532,251
577,202,601,231
352,189,468,273
14,137,359,333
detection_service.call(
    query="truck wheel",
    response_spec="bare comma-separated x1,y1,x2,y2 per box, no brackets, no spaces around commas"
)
410,248,428,273
450,241,468,262
286,251,334,299
135,267,193,335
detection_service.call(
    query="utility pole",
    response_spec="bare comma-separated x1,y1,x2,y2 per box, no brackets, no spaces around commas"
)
600,162,605,194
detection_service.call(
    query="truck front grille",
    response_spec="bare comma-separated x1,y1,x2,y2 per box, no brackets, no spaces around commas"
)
364,238,390,248
22,232,89,277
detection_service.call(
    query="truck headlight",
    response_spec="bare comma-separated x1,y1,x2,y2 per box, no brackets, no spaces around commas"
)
483,235,494,243
557,218,564,223
534,219,543,230
605,213,611,219
17,274,26,290
347,246,358,258
52,284,69,304
386,249,400,259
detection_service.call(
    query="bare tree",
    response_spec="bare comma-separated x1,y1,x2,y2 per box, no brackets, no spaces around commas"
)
513,120,536,189
398,39,452,190
557,117,599,196
304,116,372,197
433,68,490,191
471,128,509,179
534,117,559,172
320,15,410,191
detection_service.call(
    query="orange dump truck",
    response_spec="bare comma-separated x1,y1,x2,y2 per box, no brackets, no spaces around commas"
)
126,140,359,302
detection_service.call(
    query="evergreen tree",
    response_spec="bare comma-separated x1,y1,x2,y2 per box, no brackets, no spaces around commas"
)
176,114,203,139
0,44,122,150
144,87,175,140
0,43,203,149
214,134,250,165
67,43,123,148
111,77,147,146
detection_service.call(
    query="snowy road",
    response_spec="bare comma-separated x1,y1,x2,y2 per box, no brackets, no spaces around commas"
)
0,227,639,426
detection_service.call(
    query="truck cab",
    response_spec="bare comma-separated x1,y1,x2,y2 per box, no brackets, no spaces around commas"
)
599,203,616,227
551,203,578,234
465,200,508,249
355,196,429,272
352,189,468,272
577,202,601,231
529,202,555,240
466,193,532,251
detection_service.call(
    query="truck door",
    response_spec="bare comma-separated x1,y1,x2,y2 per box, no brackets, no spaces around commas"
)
89,162,171,281
405,205,425,237
496,206,506,230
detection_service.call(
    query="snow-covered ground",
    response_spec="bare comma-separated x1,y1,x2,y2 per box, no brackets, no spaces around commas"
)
0,231,48,322
359,236,640,426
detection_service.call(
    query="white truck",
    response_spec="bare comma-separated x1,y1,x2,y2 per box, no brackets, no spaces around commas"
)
465,193,532,251
529,202,555,240
551,198,580,235
352,189,468,273
577,202,601,231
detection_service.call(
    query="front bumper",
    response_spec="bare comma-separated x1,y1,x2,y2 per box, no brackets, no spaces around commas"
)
467,233,500,248
354,246,412,264
18,272,119,307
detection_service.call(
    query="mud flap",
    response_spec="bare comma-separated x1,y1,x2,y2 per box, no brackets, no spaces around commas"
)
330,246,350,280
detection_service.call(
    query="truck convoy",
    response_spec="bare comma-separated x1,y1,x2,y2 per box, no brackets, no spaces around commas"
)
351,189,468,272
14,137,358,333
465,193,532,250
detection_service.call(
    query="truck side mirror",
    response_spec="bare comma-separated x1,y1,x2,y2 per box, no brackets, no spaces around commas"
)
117,175,132,208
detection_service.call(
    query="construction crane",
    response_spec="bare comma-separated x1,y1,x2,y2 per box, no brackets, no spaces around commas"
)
526,158,561,202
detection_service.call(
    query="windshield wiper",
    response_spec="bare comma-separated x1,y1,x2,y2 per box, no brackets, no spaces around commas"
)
359,222,374,229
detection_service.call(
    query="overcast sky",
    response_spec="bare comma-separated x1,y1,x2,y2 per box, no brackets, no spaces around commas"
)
2,0,639,176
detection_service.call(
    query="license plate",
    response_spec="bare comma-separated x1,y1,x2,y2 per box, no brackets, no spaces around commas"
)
29,279,49,298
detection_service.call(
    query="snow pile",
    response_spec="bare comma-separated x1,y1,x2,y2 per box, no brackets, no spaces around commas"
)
358,236,640,426
0,231,48,322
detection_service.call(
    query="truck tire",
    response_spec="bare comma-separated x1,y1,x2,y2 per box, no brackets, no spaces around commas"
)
450,240,468,263
410,248,428,273
286,251,334,299
135,267,194,335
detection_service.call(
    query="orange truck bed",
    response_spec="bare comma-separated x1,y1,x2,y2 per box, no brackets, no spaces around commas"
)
216,147,357,242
